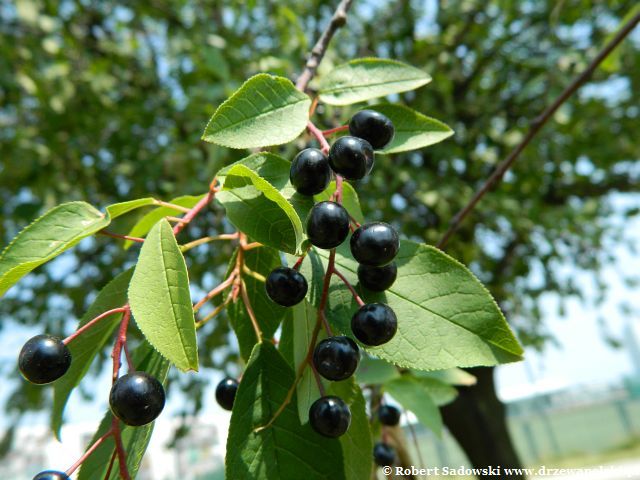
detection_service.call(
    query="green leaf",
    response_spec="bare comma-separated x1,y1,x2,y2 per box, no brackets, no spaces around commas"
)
104,198,156,219
202,73,311,149
77,344,170,480
318,58,431,106
225,246,287,360
129,219,198,371
304,240,523,370
216,164,305,254
600,4,640,73
216,152,314,225
328,380,373,480
314,181,364,223
369,104,454,154
385,376,443,436
292,300,326,424
123,195,204,249
51,269,133,439
225,342,345,480
356,355,400,385
414,367,477,387
0,202,110,297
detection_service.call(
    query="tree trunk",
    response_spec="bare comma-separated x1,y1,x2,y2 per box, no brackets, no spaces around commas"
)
441,366,525,480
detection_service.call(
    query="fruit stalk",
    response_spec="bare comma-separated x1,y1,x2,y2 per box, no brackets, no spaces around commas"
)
62,307,128,346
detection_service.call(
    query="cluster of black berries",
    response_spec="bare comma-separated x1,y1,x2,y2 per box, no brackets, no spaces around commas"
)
19,334,166,479
373,404,400,468
262,110,400,439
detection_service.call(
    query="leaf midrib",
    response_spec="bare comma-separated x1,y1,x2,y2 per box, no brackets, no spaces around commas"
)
321,75,430,95
157,226,193,368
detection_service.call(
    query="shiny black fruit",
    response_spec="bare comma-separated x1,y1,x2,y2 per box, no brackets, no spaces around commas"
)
32,471,70,480
350,222,399,267
309,395,351,438
349,110,395,150
109,371,166,426
328,136,374,180
290,148,332,196
378,404,401,426
351,303,398,346
373,442,396,467
216,377,239,411
266,267,308,307
357,262,397,292
313,336,359,381
306,201,350,249
18,335,71,385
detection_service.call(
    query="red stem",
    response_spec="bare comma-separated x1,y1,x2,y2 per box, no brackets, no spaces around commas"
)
322,125,349,136
306,121,331,154
63,307,127,345
173,186,217,236
332,268,365,306
111,307,131,383
310,361,326,396
112,419,131,480
99,231,145,243
65,428,113,476
193,272,237,312
104,449,117,480
124,341,134,372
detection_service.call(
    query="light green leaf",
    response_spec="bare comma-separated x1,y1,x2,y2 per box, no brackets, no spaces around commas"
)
129,219,198,372
314,180,364,223
369,104,454,154
600,5,640,73
225,246,287,360
202,73,311,149
225,342,345,480
104,198,156,219
292,300,326,424
124,195,204,249
328,379,373,480
303,240,523,371
77,344,170,480
0,202,110,297
216,164,305,254
318,58,431,106
385,376,443,436
414,367,477,387
51,269,133,439
356,355,400,385
216,152,314,225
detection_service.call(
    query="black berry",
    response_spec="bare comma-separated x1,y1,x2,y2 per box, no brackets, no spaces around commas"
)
309,396,351,438
109,371,166,426
266,267,308,307
357,262,397,292
350,222,399,267
351,303,397,346
306,201,350,249
373,442,396,467
349,110,395,150
290,148,332,196
216,377,239,411
378,404,401,426
33,471,70,480
18,335,71,385
313,336,359,381
328,136,374,180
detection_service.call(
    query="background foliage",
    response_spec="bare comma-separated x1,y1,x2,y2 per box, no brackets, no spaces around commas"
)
1,0,638,465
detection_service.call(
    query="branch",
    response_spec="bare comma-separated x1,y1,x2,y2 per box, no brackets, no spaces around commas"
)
437,10,640,250
295,0,356,92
